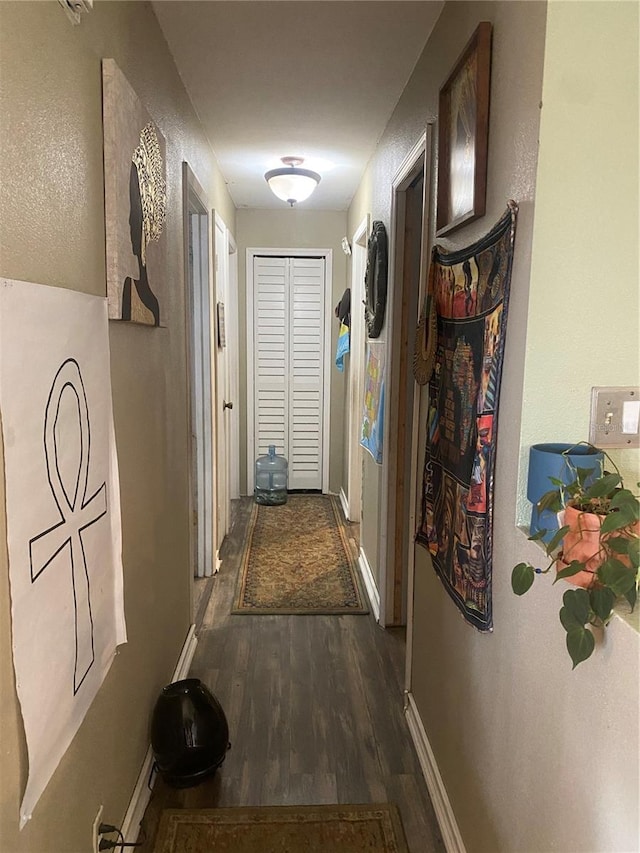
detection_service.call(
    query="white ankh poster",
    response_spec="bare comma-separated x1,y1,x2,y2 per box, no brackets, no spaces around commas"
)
0,279,127,828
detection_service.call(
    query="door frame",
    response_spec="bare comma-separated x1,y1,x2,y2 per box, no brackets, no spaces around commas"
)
344,215,369,522
214,211,231,545
378,128,432,629
182,162,217,596
246,247,333,495
227,233,240,500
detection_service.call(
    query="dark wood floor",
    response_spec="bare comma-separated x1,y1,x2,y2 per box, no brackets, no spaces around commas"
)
139,498,444,852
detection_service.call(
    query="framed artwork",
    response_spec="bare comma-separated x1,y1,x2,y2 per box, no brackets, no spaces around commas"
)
102,59,167,325
216,302,226,349
436,22,492,237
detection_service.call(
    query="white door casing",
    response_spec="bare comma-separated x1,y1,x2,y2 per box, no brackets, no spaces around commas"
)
346,215,369,522
374,128,432,669
227,235,240,500
247,248,332,494
402,126,433,692
182,163,216,582
191,210,213,573
214,212,231,545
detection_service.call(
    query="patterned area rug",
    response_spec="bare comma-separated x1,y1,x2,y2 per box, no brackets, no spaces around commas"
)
154,804,409,853
233,495,368,614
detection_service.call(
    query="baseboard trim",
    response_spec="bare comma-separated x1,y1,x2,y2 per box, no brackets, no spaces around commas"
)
358,547,380,622
405,692,466,853
339,487,350,521
120,624,198,843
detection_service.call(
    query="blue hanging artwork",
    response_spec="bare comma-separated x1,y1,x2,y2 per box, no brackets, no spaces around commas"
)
360,341,385,464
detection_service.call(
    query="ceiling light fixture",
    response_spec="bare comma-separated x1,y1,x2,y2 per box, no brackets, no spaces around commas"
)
264,157,321,207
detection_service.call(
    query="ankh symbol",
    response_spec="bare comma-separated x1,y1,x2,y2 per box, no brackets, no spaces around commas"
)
29,359,107,695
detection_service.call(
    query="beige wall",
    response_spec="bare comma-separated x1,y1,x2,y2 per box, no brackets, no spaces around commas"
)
349,1,639,850
517,0,640,518
236,208,348,496
0,2,234,850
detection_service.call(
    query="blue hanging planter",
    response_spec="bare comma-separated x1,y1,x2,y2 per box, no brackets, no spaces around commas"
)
527,443,604,542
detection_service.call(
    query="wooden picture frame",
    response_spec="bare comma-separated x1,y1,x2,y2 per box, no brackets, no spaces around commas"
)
436,22,492,237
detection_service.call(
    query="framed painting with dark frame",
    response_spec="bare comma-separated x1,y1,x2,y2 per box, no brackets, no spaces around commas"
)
436,22,492,237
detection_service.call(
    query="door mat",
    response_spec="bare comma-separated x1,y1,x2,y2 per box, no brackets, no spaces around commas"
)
232,494,368,615
154,803,409,853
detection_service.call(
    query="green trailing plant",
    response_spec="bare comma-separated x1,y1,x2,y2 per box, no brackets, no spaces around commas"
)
512,447,640,668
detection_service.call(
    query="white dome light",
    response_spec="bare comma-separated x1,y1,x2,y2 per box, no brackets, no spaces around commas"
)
265,157,321,206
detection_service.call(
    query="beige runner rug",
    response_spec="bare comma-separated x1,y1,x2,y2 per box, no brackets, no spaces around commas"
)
232,494,368,615
154,804,409,853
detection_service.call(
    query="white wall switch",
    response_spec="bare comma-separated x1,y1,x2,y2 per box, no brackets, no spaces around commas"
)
622,400,640,434
589,386,640,448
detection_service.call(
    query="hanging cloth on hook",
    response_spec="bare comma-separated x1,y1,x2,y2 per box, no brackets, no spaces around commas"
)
334,288,351,328
335,322,350,372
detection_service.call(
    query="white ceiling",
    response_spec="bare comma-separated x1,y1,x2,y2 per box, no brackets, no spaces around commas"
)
152,1,443,210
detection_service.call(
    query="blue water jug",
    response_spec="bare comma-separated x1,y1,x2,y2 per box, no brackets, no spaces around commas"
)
255,445,288,505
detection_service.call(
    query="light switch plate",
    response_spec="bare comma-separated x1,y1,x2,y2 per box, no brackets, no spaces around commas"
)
589,386,640,448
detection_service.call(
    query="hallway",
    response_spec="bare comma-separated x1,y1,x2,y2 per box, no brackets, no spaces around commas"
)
1,4,637,852
139,500,445,852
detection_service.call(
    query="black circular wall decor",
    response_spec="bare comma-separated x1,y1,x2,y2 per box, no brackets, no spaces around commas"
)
364,220,388,338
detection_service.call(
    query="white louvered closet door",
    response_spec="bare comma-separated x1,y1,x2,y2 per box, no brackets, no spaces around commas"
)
253,255,325,491
289,257,325,489
254,256,288,466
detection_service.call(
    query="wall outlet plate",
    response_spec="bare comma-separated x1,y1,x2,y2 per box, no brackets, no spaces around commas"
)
589,386,640,448
92,805,103,853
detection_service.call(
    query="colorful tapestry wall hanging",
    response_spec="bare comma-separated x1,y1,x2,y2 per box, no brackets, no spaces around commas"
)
416,202,518,631
102,59,167,326
361,340,386,464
